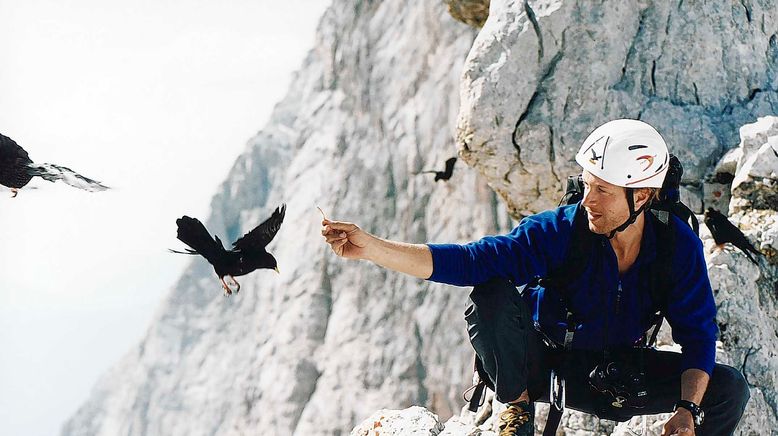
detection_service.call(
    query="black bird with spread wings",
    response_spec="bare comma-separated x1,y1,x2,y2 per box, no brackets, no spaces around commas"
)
0,132,109,197
420,157,457,181
171,204,286,295
704,207,762,265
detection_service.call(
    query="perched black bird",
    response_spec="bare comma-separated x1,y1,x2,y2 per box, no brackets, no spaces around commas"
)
171,204,286,295
0,133,109,197
704,207,762,265
420,157,457,181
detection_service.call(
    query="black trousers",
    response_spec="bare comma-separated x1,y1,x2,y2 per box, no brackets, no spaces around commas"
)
465,278,750,436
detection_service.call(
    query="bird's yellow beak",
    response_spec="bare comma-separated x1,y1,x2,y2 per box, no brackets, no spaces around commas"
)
274,266,280,274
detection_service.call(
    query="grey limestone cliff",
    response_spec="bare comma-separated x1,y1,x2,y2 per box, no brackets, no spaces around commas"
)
63,1,778,435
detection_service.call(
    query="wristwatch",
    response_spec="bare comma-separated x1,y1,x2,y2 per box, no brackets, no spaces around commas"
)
674,400,704,427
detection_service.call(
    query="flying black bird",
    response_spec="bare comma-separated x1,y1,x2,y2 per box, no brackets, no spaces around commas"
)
420,157,457,181
704,207,762,265
0,133,109,197
171,204,286,295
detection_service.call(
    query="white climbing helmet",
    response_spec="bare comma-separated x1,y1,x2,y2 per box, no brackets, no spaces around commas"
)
575,119,670,188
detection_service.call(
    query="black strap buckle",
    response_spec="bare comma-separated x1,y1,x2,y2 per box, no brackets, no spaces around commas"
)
563,311,576,350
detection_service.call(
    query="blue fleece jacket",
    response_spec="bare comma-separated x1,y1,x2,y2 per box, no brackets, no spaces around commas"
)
427,203,718,376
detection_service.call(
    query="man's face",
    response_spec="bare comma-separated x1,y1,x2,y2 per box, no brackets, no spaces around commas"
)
580,171,630,235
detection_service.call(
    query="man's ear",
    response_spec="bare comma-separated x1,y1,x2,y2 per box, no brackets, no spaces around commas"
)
633,188,652,210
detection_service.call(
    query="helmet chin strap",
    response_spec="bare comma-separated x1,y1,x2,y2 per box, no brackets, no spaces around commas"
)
606,188,647,239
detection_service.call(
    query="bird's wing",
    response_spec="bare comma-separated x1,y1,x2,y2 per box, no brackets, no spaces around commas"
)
232,204,286,251
717,213,741,236
703,211,724,243
730,229,761,264
703,217,718,234
175,216,224,262
712,211,762,259
0,133,31,162
734,232,762,256
27,163,109,192
443,157,457,176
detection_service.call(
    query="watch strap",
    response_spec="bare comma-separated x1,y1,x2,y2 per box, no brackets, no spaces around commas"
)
674,400,704,426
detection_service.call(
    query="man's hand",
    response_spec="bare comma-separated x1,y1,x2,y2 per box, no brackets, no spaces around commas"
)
317,206,433,279
661,409,695,436
661,369,708,436
320,217,373,260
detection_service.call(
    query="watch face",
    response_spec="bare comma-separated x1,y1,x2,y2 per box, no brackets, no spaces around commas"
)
675,401,703,426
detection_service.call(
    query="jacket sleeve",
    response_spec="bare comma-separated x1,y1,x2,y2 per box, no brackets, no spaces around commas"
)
665,231,718,376
425,210,569,287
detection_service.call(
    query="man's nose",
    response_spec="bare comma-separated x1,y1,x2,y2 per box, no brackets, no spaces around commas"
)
581,188,596,207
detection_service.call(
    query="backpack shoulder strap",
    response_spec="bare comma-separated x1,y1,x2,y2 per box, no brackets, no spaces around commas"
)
672,202,700,236
537,204,597,349
539,204,596,291
645,210,676,345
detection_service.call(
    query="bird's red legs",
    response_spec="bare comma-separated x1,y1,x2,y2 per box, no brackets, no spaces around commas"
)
10,188,18,198
227,275,241,294
220,277,233,296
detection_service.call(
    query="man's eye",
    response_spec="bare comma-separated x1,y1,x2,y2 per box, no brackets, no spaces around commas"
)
597,187,607,194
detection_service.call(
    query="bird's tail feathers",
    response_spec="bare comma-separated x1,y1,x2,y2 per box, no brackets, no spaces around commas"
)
175,216,222,260
27,163,109,192
743,249,759,265
745,244,764,260
168,248,200,255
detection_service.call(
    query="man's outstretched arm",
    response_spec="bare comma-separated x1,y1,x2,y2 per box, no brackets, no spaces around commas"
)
321,207,572,286
321,218,433,279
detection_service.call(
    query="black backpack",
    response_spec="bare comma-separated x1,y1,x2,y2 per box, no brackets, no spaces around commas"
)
464,154,700,415
544,154,699,342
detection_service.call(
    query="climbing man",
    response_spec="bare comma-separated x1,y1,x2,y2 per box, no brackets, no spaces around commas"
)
321,119,750,436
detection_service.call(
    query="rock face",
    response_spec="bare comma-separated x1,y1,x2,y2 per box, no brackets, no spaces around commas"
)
349,407,446,436
457,0,778,217
63,1,778,436
730,116,778,213
704,116,778,436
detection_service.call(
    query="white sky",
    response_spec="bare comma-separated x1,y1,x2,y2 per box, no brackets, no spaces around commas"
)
0,1,331,434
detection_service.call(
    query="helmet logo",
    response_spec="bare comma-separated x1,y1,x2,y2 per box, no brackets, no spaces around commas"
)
636,155,656,171
589,148,602,165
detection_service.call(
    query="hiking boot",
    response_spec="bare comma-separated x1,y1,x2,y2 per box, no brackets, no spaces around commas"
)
498,401,534,436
